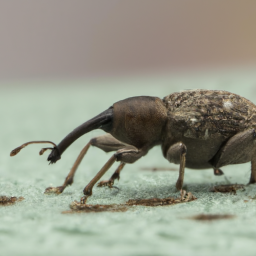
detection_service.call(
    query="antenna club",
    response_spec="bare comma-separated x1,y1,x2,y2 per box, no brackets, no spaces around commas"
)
10,146,23,156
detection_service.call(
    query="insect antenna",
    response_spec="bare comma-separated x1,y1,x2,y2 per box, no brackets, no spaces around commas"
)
10,141,57,157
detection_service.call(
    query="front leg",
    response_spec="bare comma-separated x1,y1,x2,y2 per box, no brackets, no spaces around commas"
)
45,134,128,194
45,142,91,194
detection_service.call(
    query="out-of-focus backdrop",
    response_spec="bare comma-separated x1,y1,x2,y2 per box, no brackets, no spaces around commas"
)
2,2,256,256
0,0,256,80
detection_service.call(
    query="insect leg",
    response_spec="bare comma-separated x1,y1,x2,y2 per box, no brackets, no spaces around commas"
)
44,142,90,194
80,146,146,204
97,162,125,188
81,155,116,203
209,129,256,184
45,134,128,194
249,157,256,184
166,142,187,191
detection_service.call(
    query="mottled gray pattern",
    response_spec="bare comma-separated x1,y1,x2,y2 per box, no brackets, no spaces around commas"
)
163,89,256,140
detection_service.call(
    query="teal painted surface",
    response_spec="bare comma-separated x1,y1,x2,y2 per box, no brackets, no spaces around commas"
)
1,71,256,256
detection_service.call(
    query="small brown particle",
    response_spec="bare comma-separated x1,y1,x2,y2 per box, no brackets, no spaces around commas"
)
0,196,24,205
140,167,178,172
211,184,244,194
188,214,235,221
67,202,128,213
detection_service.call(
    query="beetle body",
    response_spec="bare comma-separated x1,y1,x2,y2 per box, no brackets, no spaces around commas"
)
11,89,256,203
162,90,256,169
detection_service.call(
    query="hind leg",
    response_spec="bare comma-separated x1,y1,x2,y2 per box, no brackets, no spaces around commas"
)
249,157,256,184
45,134,129,194
166,142,187,194
166,142,197,200
210,129,256,185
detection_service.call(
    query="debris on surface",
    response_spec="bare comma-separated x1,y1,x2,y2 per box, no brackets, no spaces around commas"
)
211,184,245,194
188,214,235,221
67,192,196,212
64,203,128,213
126,192,196,206
0,196,24,205
141,167,178,171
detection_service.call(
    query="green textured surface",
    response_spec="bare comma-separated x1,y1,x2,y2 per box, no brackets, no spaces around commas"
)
1,71,256,256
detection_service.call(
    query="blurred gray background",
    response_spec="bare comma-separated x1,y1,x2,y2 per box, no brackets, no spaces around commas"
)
2,2,256,256
0,0,256,80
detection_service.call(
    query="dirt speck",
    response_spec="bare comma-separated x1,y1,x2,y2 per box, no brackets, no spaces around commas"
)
66,192,196,213
0,196,24,205
126,193,196,206
63,202,129,213
141,167,178,172
211,184,244,194
188,214,235,221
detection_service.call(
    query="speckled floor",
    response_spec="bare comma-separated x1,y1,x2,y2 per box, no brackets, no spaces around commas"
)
1,70,256,256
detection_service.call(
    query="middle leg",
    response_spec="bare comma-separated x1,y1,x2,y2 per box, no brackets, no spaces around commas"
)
166,142,197,200
166,142,187,191
80,146,147,204
97,162,125,188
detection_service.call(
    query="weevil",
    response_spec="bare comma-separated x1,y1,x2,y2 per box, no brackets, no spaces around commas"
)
10,89,256,204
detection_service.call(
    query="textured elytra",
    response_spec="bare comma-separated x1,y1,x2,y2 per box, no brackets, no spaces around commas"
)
163,90,256,140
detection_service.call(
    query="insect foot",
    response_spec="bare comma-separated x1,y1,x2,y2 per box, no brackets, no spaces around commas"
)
97,179,114,188
180,190,197,201
44,175,74,194
214,169,224,176
69,196,89,209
